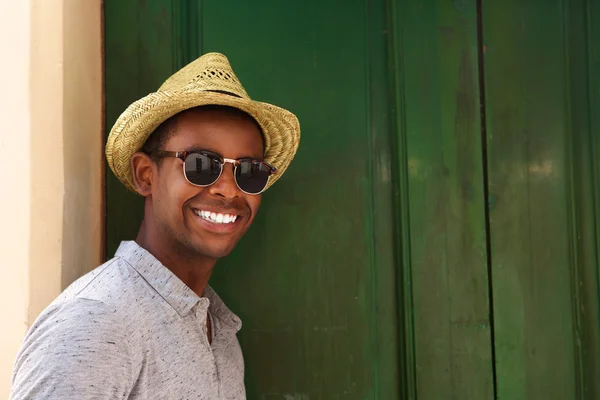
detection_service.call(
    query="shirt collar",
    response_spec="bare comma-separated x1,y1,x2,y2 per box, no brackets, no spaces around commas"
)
115,241,241,330
204,285,242,332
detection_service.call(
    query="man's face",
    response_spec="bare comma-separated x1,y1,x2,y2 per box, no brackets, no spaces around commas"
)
148,108,264,260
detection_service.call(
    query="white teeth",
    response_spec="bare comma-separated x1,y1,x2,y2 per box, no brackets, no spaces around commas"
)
194,210,238,224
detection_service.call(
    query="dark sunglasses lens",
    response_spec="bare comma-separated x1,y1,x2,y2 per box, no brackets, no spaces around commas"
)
184,153,222,186
236,161,271,194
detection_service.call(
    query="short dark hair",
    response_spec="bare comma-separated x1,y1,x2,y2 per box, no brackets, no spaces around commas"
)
142,105,263,164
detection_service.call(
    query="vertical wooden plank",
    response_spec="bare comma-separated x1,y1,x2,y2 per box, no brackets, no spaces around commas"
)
565,0,593,397
388,1,417,398
393,1,494,398
567,0,600,398
365,0,403,398
588,2,600,395
385,1,417,400
482,1,580,398
172,0,202,66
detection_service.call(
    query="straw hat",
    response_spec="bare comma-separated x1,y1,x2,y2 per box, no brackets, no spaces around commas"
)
106,52,300,193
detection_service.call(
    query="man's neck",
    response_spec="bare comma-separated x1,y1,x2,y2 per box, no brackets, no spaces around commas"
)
135,220,217,297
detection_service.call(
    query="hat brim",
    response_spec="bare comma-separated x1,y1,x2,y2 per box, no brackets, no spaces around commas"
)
106,90,300,193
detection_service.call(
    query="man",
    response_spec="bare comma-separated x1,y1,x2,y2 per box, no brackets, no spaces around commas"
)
10,52,300,399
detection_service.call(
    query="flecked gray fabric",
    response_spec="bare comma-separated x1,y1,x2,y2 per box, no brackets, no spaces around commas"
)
10,241,246,400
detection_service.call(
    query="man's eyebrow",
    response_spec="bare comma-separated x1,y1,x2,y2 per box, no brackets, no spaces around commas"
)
182,145,219,154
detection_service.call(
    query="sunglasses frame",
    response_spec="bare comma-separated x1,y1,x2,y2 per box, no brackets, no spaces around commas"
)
150,150,277,195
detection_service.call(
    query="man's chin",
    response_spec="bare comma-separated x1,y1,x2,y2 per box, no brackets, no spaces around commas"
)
188,240,239,260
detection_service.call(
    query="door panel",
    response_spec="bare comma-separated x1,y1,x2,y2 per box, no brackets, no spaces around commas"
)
482,1,600,398
202,1,403,398
393,1,494,398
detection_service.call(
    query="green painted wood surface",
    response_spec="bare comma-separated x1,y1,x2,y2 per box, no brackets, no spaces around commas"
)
392,1,494,398
104,0,600,398
564,2,600,398
482,1,600,399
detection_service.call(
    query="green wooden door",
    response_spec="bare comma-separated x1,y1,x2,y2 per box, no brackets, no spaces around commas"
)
104,1,600,399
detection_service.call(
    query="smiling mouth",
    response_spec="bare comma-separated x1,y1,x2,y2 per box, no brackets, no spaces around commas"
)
192,209,239,224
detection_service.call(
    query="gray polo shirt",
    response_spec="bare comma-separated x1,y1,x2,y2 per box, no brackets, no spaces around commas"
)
10,241,245,399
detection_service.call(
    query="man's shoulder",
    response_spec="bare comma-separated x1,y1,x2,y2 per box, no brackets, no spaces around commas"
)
20,256,149,359
34,253,174,335
11,269,138,400
26,256,147,336
26,257,136,332
57,256,141,307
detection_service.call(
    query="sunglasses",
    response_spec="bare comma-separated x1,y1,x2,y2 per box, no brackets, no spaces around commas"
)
150,150,277,195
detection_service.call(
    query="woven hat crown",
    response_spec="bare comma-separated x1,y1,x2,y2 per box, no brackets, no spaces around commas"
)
159,53,249,99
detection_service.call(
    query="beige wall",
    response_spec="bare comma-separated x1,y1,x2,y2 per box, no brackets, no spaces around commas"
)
0,0,103,397
0,1,33,398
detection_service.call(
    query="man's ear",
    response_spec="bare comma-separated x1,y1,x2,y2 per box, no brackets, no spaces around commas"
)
131,152,154,196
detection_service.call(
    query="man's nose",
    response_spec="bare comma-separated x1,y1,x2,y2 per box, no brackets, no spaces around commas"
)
208,163,241,198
